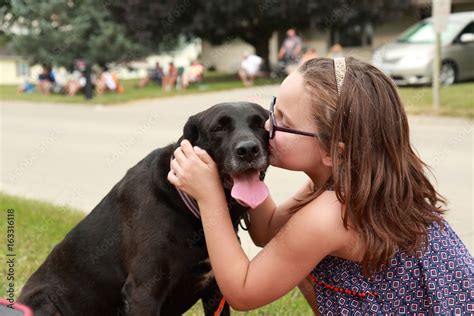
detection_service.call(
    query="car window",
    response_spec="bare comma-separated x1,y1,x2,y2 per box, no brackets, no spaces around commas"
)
463,22,474,34
398,20,465,44
457,21,474,36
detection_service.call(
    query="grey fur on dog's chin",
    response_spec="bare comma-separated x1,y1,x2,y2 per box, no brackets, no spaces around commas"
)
221,155,268,190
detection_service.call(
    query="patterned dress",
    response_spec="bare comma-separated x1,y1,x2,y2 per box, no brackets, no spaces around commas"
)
310,221,473,315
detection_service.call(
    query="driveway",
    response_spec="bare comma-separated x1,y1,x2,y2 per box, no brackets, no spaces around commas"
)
1,85,472,257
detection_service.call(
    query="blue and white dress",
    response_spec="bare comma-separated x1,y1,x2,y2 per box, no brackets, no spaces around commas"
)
310,221,473,315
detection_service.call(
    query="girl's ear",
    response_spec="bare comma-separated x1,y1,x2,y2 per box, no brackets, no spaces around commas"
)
321,142,345,167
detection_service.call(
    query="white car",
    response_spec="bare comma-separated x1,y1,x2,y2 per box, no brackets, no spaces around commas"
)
372,11,474,85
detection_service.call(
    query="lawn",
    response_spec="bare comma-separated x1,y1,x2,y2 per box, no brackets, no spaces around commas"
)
0,192,313,315
1,73,471,118
398,82,474,118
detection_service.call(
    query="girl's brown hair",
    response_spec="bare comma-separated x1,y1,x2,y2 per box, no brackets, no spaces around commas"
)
296,57,446,275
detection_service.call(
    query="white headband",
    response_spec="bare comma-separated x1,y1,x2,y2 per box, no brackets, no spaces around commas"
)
334,57,346,96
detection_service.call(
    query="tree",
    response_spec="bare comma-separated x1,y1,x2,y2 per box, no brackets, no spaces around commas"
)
108,0,312,70
0,0,12,24
7,0,147,68
108,0,412,71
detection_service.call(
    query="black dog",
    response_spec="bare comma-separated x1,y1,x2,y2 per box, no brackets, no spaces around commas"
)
18,102,269,315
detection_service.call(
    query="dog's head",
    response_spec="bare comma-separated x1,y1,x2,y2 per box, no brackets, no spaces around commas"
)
177,102,270,208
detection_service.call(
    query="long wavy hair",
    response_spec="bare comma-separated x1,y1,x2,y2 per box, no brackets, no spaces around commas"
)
294,57,446,275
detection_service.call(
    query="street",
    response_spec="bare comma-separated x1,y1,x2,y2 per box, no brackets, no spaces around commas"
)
1,85,472,257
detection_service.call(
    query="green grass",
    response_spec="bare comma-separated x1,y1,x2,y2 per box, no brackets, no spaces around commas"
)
0,72,281,105
399,82,474,118
1,72,472,118
0,192,312,314
185,287,312,315
0,193,84,298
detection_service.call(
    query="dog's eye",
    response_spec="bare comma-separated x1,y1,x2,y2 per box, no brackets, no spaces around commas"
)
249,116,265,129
212,125,225,133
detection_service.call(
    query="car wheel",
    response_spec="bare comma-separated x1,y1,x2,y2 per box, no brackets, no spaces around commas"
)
440,61,457,86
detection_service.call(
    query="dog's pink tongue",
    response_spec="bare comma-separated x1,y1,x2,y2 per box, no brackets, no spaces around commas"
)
231,171,269,209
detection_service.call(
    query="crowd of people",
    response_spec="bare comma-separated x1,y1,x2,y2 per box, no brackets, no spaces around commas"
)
18,65,124,97
136,60,205,92
18,60,205,97
18,32,344,96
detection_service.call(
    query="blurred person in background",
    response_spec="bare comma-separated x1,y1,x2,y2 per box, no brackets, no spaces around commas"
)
17,80,34,94
181,60,205,89
328,43,344,58
64,70,87,96
238,52,263,87
37,65,56,95
162,62,178,92
277,28,303,75
96,66,123,95
137,62,164,88
299,47,318,65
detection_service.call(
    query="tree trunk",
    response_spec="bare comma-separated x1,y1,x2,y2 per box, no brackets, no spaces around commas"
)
250,31,272,73
84,63,93,100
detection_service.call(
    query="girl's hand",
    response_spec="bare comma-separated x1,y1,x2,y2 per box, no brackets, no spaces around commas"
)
168,139,223,202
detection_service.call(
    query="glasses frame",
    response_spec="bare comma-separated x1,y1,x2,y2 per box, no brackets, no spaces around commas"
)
268,96,319,139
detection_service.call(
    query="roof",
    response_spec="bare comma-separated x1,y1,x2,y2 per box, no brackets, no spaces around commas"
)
0,46,20,58
425,11,474,23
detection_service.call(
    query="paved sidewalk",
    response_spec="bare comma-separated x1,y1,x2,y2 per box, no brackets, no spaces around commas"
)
1,85,472,258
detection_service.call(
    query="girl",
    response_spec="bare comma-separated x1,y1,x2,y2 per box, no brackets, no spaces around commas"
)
168,57,472,314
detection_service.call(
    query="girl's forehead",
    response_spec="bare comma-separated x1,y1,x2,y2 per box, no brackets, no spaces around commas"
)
277,72,312,115
279,72,304,97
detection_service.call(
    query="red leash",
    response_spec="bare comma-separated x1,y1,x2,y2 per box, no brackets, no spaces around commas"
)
214,297,226,315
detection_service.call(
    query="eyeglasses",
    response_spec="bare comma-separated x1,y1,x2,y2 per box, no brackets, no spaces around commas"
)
268,96,319,139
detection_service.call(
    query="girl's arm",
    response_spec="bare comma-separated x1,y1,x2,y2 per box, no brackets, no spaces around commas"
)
196,189,342,311
248,180,320,313
169,141,343,310
248,179,314,247
246,196,277,247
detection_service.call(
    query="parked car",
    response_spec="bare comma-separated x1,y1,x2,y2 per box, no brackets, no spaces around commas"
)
372,11,474,85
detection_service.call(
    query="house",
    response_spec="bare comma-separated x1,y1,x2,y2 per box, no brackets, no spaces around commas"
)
0,47,43,85
200,0,474,72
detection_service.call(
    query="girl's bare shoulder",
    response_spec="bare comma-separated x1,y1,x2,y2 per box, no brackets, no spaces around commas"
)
284,190,344,243
307,190,343,217
302,190,362,261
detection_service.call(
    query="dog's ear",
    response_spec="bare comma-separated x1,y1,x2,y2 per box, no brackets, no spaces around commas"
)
177,114,200,146
257,104,270,119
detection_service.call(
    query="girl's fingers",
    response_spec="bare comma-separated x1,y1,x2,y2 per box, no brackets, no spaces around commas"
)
170,159,183,177
194,147,214,165
167,169,179,186
180,140,197,159
173,147,186,164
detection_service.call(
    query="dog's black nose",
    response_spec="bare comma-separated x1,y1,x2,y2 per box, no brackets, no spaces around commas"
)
235,140,260,162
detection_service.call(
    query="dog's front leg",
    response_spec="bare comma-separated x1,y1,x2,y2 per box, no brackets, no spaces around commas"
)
201,279,230,316
121,270,171,316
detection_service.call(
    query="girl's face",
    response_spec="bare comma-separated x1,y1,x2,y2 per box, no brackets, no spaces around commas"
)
264,71,332,181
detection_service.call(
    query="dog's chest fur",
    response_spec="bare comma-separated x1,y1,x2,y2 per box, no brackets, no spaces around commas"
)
196,258,215,288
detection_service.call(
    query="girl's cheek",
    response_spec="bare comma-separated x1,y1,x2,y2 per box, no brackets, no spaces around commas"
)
270,135,292,159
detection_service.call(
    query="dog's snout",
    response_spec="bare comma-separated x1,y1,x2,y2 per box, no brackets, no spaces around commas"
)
235,140,260,162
